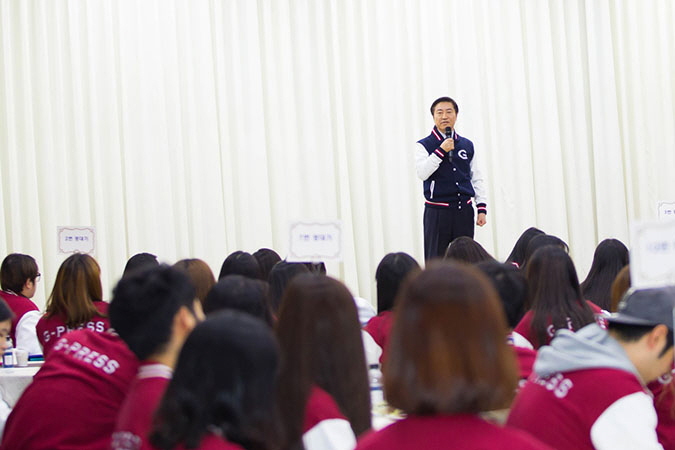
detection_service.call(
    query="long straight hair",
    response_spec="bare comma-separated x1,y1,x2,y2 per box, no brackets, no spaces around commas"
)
45,253,104,327
526,246,595,347
275,274,370,449
150,311,280,450
580,239,629,310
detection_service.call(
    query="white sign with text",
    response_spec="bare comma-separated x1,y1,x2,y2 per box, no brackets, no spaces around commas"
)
57,226,96,255
630,219,675,288
288,221,342,262
658,201,675,220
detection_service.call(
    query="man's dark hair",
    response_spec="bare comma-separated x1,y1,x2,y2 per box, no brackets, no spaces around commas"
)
430,96,459,115
109,264,196,360
609,322,675,358
122,253,159,278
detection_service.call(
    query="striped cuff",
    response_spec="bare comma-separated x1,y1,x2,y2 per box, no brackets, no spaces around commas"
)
477,203,487,215
433,148,445,159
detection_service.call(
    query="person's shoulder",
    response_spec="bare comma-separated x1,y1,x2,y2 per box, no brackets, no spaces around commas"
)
0,291,39,311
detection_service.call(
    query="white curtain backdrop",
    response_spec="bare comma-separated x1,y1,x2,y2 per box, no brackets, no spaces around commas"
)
1,0,674,308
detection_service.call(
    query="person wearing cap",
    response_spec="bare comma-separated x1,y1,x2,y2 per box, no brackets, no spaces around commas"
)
415,97,488,261
506,286,675,450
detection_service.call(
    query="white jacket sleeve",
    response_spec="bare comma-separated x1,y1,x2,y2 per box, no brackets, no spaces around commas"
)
15,310,43,357
415,143,443,181
469,148,488,206
590,391,664,450
303,418,356,450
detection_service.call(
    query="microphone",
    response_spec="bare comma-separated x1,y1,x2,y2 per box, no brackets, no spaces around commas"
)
445,127,453,161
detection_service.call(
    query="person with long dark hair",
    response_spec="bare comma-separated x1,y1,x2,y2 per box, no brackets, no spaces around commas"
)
356,262,551,449
150,311,280,450
580,238,629,311
505,227,544,268
202,275,273,327
514,246,601,349
276,274,371,450
520,234,568,271
37,253,109,357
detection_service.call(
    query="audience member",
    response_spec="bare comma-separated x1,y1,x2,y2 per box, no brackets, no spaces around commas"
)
202,274,273,326
356,262,552,450
36,253,110,357
0,253,42,356
610,265,631,312
514,246,600,349
149,311,280,450
477,261,535,380
268,261,309,314
506,227,545,268
173,258,216,303
252,248,282,281
580,238,629,311
507,287,675,449
218,251,261,280
521,234,568,270
122,253,159,278
111,265,204,450
0,299,14,438
276,274,370,450
444,236,496,264
1,282,141,449
364,252,420,364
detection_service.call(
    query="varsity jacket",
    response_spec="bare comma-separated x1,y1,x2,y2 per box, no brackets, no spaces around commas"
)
507,324,664,450
415,126,487,213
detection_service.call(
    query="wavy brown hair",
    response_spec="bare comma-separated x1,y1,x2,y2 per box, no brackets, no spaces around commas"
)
45,253,104,327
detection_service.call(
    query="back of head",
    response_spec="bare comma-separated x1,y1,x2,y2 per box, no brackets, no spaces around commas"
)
173,259,216,303
122,253,159,278
375,252,420,313
218,251,262,280
276,273,370,441
46,253,103,327
580,238,629,310
525,246,594,347
384,261,517,414
506,227,545,267
151,310,279,450
522,234,568,270
109,264,196,360
267,261,310,313
0,253,39,293
202,275,273,326
252,248,281,281
476,261,527,329
444,236,496,265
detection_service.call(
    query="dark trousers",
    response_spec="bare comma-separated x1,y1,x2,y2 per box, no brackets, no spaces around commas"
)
423,205,475,261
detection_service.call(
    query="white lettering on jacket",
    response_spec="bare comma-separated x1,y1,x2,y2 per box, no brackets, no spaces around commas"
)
52,336,121,375
532,373,574,399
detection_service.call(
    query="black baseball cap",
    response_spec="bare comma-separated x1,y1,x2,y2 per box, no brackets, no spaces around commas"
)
607,286,675,331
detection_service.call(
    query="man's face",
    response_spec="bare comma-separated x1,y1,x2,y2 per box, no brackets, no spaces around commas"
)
433,102,457,132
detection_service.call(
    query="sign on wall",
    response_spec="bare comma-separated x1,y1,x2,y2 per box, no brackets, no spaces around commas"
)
57,226,96,255
288,221,342,262
630,219,675,289
658,201,675,220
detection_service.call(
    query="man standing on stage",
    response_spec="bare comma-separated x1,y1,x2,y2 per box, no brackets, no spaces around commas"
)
415,96,487,260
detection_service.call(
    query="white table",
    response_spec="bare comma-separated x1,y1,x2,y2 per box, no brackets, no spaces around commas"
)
0,362,42,407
